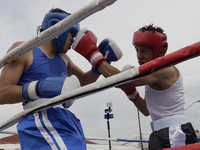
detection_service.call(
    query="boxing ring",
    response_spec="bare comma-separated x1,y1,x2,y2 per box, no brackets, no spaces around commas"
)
0,0,200,149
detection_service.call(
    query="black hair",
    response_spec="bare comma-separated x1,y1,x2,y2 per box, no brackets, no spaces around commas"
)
49,8,71,15
139,23,164,33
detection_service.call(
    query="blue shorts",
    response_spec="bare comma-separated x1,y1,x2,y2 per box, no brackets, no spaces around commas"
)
17,107,86,150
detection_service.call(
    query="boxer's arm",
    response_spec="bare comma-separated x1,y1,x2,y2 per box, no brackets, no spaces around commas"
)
92,37,123,75
60,54,100,86
97,61,120,77
72,28,106,69
98,63,150,116
0,42,27,104
133,96,149,116
120,65,140,102
22,75,80,102
98,61,174,89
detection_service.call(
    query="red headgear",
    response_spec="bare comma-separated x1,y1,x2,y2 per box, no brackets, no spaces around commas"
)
133,30,168,59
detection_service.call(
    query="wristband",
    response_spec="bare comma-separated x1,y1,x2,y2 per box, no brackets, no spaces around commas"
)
122,87,139,102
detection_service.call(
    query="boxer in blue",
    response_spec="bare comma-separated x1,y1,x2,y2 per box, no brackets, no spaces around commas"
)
0,8,122,150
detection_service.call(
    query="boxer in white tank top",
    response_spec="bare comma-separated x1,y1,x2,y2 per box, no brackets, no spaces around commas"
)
96,24,198,150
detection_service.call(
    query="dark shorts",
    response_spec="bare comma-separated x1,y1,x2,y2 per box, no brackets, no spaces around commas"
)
149,122,198,150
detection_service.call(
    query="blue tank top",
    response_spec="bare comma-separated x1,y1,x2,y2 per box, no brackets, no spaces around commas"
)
18,47,68,105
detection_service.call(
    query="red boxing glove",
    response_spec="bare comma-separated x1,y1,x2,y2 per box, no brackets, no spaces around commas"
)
121,87,139,102
72,27,106,69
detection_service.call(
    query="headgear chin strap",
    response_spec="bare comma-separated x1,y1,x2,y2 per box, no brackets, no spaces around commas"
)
133,30,168,59
41,12,80,52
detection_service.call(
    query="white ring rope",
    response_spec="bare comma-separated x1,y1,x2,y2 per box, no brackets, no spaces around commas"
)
86,137,149,143
0,0,116,69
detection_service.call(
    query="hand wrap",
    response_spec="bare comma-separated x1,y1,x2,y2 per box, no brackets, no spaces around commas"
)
121,65,139,102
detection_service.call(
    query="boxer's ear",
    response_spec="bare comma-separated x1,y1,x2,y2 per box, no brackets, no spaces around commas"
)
160,47,167,57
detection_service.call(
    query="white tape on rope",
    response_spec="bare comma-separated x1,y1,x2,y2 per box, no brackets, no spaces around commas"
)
0,0,116,69
0,130,18,135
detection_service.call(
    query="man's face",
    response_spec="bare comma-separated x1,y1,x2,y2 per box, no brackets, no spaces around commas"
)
135,45,154,65
60,31,76,53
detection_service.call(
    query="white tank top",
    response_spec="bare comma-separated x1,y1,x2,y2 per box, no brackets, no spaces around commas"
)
145,71,185,121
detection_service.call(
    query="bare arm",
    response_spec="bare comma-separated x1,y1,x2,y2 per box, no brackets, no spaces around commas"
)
60,54,101,86
0,42,27,104
97,61,121,77
97,61,179,116
97,61,149,115
98,61,178,89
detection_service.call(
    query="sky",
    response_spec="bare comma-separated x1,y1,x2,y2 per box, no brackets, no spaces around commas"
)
0,0,200,143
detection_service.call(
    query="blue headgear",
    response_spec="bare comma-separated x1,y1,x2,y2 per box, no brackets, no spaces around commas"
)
41,12,80,52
